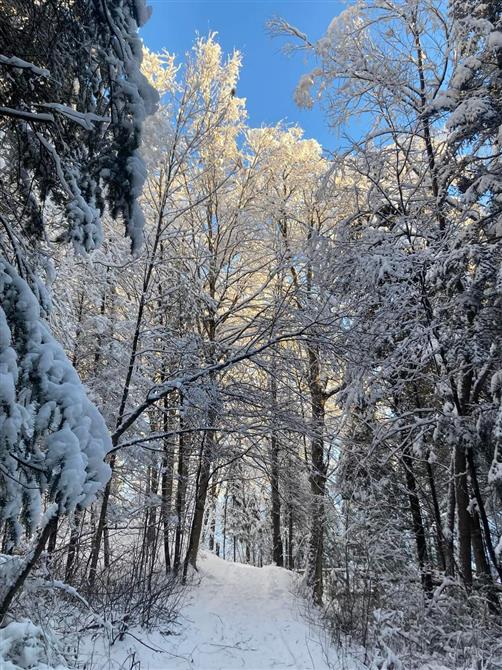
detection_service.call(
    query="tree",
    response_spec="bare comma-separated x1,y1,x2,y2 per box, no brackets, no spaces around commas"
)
0,0,156,621
271,0,502,641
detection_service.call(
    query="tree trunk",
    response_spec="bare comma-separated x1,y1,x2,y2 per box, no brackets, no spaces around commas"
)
183,435,214,576
305,346,327,606
223,483,228,559
269,359,284,567
0,514,58,623
402,448,433,596
288,502,294,570
471,509,499,613
103,525,110,571
161,398,175,573
270,434,283,567
426,459,447,573
173,395,188,574
455,446,473,588
88,453,116,587
65,509,82,583
445,465,456,577
47,519,58,555
207,482,218,552
466,449,502,582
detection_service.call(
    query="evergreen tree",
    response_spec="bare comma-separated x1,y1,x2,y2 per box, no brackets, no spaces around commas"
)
0,0,156,621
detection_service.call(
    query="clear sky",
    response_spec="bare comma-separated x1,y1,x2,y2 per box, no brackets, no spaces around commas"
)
140,0,345,154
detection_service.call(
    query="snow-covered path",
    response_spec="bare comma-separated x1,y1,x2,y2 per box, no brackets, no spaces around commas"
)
88,551,347,669
167,551,336,669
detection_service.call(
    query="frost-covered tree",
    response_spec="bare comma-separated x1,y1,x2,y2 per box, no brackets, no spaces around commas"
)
271,0,502,660
245,125,343,603
0,0,156,622
0,0,157,253
443,0,502,219
54,39,344,603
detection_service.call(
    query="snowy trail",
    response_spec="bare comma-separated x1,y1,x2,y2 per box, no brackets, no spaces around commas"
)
169,551,333,669
88,551,349,670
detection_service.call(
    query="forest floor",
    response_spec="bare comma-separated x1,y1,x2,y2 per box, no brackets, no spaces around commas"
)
82,551,357,669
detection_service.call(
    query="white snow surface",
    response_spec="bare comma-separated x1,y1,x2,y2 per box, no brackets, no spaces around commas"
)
84,551,352,669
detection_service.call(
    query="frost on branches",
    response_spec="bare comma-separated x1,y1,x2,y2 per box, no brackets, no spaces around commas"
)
0,260,111,546
0,0,156,631
0,0,158,253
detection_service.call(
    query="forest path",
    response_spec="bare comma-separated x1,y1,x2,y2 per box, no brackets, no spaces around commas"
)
95,551,350,669
165,550,337,670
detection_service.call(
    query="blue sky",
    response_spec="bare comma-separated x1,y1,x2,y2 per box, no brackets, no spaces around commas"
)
140,1,345,153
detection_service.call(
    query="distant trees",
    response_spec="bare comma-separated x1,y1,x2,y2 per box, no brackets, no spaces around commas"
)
35,39,346,630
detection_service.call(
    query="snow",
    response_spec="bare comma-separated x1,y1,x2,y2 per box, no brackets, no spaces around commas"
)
446,98,495,130
495,535,502,558
490,370,502,398
0,259,111,538
295,74,316,109
0,55,49,78
83,552,354,669
488,30,502,49
132,0,153,27
0,619,69,670
40,104,110,130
